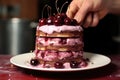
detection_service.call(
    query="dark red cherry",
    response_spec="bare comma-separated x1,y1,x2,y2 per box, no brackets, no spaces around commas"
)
56,13,67,20
71,19,78,25
47,16,54,25
55,14,63,20
47,19,53,25
70,61,79,68
54,18,62,26
39,18,46,26
61,13,67,19
54,62,64,68
45,37,48,42
64,17,71,25
30,58,40,66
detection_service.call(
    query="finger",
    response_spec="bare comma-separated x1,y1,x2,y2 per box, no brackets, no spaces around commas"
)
74,0,92,24
66,1,79,19
83,13,93,28
98,9,108,20
91,13,99,27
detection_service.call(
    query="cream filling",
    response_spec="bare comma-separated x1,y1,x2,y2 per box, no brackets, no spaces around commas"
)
36,37,83,46
37,25,83,34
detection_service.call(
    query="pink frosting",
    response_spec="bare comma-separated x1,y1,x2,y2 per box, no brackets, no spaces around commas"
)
37,25,83,34
36,37,83,46
35,50,83,61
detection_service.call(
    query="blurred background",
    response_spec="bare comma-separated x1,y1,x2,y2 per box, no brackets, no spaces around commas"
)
0,0,119,55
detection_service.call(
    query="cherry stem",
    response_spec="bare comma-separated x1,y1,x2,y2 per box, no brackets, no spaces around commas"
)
42,4,49,18
55,0,60,13
60,1,68,13
47,5,52,17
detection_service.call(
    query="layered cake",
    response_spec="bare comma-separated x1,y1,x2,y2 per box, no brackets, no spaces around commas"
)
30,13,87,68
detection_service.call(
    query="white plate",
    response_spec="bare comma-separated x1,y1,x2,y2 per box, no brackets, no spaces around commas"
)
10,52,111,72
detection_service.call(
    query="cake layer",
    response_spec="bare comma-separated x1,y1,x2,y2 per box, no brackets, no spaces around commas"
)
36,44,83,51
37,25,83,34
36,30,83,37
36,37,83,46
35,50,83,61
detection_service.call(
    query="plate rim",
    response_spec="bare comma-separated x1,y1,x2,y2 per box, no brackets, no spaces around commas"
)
10,52,111,72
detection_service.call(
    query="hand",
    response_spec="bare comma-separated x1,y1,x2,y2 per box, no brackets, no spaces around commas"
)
66,0,111,28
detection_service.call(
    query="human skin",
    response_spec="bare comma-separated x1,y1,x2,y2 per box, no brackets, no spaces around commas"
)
66,0,120,28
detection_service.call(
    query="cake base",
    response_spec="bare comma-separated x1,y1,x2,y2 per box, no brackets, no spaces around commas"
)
31,50,87,68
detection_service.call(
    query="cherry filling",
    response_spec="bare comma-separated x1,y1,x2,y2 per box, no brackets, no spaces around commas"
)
45,38,48,42
37,37,83,46
59,38,67,44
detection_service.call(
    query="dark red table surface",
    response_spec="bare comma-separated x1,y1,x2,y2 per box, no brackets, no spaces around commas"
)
0,53,120,80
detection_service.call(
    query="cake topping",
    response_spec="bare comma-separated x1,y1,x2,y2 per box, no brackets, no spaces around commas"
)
64,17,71,25
54,17,62,26
39,18,46,26
38,0,78,26
39,13,78,26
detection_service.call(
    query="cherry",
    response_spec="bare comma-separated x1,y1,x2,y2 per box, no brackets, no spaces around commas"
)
38,13,78,26
71,19,78,25
70,61,79,68
64,17,71,25
39,18,46,26
55,14,62,20
47,16,54,25
54,18,62,26
61,13,67,19
54,62,64,68
45,37,48,42
30,58,40,66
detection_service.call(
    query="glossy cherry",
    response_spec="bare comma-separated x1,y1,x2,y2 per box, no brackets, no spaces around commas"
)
54,18,62,26
64,17,71,25
47,16,54,25
61,13,67,19
55,14,62,20
39,18,46,26
71,19,78,25
70,61,79,68
30,58,40,66
54,62,64,68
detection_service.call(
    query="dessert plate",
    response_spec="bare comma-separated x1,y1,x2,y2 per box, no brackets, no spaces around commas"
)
10,52,111,72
